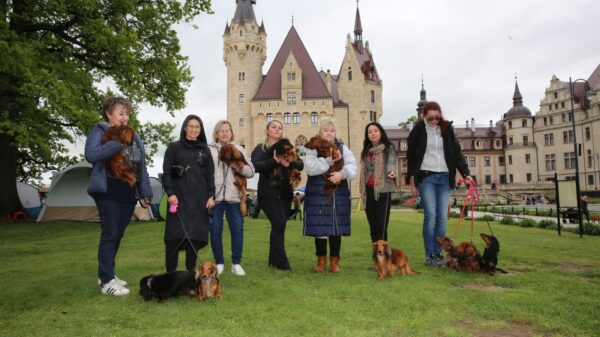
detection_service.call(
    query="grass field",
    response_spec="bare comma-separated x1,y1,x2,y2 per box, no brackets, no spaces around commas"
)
1,211,599,337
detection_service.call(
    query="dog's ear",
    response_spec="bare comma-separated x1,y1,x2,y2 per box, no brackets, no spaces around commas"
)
195,268,201,280
210,263,218,277
384,242,392,257
304,136,320,150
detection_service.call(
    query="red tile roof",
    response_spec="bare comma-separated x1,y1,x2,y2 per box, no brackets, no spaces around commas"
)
253,26,331,100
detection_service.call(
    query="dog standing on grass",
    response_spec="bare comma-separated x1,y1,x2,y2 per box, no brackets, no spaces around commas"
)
372,240,420,280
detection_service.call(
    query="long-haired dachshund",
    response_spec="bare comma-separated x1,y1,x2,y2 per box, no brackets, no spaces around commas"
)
480,233,506,275
271,138,301,188
219,144,248,216
139,271,198,302
304,135,345,196
436,236,481,272
372,240,419,280
101,124,136,186
195,261,222,301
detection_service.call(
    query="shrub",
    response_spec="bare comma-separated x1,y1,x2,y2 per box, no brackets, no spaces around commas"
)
448,211,461,218
500,217,515,225
537,219,557,229
519,218,537,228
476,215,496,221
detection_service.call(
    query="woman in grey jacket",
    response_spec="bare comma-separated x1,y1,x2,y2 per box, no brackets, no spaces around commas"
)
85,96,152,296
208,120,255,276
359,122,397,243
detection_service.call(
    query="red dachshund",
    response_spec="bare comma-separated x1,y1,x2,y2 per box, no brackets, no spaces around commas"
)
271,138,301,188
372,240,420,280
304,135,345,195
101,125,136,186
195,261,222,301
219,144,248,216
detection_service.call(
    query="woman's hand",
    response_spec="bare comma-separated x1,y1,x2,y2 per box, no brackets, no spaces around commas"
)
329,148,342,163
328,171,344,184
168,195,179,205
464,175,475,185
272,150,281,163
410,184,419,197
206,196,215,209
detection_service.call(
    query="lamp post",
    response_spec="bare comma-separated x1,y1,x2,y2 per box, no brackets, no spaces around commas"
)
568,77,595,237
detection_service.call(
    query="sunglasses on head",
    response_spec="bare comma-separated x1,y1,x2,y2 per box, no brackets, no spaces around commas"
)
426,116,441,122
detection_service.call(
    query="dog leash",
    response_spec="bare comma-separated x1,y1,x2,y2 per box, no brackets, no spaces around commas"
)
452,179,480,242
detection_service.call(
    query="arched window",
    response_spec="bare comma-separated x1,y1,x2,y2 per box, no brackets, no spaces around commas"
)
266,113,273,122
293,112,300,124
284,112,291,124
311,112,318,125
239,118,245,127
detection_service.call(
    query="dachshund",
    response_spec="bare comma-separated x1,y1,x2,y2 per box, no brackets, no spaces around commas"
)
372,240,420,280
195,261,222,301
139,271,198,302
436,236,481,272
270,138,302,188
101,124,136,186
304,135,345,196
219,144,248,216
480,233,506,275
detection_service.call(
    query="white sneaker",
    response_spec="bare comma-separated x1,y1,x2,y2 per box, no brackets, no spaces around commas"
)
216,264,224,276
97,275,127,286
231,264,246,276
100,279,130,296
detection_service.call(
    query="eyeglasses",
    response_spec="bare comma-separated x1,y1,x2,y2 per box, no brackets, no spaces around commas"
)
426,116,441,122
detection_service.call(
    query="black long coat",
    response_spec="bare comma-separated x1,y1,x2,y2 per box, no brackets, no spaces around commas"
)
162,139,215,243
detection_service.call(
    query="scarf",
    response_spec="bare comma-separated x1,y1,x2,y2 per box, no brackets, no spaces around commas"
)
359,144,386,206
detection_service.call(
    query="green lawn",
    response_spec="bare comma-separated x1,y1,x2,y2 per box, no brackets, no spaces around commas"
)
1,211,599,337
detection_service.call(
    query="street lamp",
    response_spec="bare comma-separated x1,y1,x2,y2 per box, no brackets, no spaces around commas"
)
568,77,595,237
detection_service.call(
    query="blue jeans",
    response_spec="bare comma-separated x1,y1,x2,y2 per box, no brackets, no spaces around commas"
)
210,201,244,265
418,172,451,257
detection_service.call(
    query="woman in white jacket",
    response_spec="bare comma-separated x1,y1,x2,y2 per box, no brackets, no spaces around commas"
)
208,120,255,276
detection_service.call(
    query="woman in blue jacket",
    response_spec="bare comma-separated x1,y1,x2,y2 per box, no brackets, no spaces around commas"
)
303,120,357,273
85,96,153,296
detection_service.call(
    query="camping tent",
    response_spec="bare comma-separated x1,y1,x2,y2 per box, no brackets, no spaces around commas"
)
36,162,153,222
17,181,42,217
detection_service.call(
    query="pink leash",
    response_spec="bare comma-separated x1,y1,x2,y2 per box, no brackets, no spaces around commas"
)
453,179,480,242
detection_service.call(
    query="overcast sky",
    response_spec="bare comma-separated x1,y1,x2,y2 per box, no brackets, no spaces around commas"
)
73,0,600,179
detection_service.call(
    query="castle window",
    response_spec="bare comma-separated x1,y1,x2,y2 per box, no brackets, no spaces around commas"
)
549,116,554,125
564,152,576,169
284,113,291,124
287,91,296,105
508,155,513,165
499,156,505,166
484,156,491,167
523,135,529,145
508,121,512,129
468,157,476,167
287,72,296,81
544,133,554,146
561,102,565,108
525,154,531,164
370,111,377,122
585,127,591,141
526,173,532,182
371,90,375,103
554,92,558,99
348,67,352,81
239,118,245,127
400,141,407,151
522,119,527,127
368,72,374,80
238,72,245,81
239,94,245,104
311,112,318,125
240,30,242,37
293,112,300,124
266,113,273,122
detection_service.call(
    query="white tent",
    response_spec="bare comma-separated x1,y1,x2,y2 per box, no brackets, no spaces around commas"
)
17,181,42,217
36,162,153,222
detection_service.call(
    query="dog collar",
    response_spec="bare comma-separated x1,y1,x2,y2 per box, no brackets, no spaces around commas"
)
146,276,154,289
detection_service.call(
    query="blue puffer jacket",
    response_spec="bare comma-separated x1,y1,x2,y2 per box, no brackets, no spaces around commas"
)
303,142,354,237
85,122,153,199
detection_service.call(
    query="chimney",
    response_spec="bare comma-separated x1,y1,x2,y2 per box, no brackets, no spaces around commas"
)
466,120,469,128
489,120,493,127
471,118,476,132
325,69,332,94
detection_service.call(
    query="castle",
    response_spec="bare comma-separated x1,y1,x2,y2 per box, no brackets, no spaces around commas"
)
224,0,382,195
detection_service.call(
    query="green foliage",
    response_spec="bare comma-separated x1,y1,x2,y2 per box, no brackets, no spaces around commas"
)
398,115,418,128
476,215,496,221
0,0,212,183
565,222,600,236
500,216,516,225
518,218,537,228
449,211,461,218
2,212,600,336
537,219,557,230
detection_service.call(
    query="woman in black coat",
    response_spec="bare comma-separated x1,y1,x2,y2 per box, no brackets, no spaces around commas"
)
162,115,215,272
251,120,304,270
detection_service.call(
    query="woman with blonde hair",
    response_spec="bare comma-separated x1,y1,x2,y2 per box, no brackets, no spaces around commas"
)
251,120,303,270
208,120,255,276
303,119,357,272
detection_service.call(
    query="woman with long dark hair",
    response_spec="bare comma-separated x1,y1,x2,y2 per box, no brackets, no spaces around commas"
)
359,122,397,244
407,101,472,267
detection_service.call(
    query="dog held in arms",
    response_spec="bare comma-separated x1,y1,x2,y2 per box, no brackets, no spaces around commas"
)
101,124,136,186
436,233,505,275
372,240,420,280
303,135,345,196
218,143,248,216
139,271,198,302
195,261,222,301
270,138,301,188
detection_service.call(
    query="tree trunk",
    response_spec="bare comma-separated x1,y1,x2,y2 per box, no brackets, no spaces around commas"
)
0,133,23,218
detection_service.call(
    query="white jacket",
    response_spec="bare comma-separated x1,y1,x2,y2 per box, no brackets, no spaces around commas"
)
304,144,357,180
208,142,255,203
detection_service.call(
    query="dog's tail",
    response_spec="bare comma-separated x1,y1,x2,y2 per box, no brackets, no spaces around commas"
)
495,267,508,274
406,265,421,275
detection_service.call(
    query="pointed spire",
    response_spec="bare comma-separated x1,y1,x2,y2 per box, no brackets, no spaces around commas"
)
354,2,363,52
224,22,230,34
417,75,428,116
232,0,257,24
258,19,266,34
512,76,523,107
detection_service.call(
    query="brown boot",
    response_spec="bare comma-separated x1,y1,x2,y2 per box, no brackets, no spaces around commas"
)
314,256,326,273
329,256,340,273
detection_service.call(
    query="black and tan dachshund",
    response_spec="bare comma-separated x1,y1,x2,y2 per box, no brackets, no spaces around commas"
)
139,271,198,302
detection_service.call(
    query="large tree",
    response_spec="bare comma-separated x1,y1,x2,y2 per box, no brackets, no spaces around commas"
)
0,0,213,217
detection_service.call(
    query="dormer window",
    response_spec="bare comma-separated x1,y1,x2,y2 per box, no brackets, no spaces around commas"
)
287,72,296,81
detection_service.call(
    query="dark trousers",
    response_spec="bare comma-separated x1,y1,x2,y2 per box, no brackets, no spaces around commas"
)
260,197,292,269
165,239,207,272
315,236,341,257
95,198,136,285
365,187,392,242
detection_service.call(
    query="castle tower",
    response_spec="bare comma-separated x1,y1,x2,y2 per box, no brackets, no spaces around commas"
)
417,77,427,118
223,0,266,147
